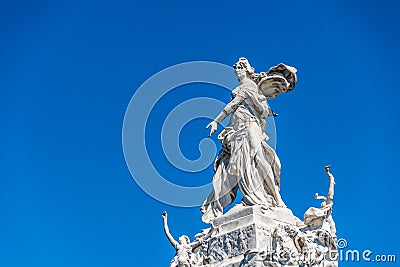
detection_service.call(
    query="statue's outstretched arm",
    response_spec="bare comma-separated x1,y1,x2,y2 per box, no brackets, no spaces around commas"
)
162,211,179,248
324,166,335,201
216,95,245,122
327,179,335,202
207,95,245,136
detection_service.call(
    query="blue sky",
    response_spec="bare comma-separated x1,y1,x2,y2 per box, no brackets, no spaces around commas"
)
1,0,399,266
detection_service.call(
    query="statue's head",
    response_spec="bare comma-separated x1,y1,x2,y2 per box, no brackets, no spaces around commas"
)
178,235,190,245
233,57,254,80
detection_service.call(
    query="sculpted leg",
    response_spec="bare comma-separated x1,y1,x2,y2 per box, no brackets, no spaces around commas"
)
254,153,285,207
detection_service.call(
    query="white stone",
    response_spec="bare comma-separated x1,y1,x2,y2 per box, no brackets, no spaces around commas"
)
162,58,338,267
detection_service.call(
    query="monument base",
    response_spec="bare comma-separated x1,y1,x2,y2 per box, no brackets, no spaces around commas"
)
192,205,337,267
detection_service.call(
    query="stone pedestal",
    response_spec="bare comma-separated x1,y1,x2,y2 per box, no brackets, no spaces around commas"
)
201,205,303,267
190,204,338,267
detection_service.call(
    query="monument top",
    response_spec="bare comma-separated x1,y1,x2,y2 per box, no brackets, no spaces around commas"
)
162,58,338,267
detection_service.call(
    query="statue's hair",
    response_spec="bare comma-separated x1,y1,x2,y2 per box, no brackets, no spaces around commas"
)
233,57,265,84
233,57,255,75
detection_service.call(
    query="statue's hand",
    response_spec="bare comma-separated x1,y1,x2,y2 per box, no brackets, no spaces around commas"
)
324,165,331,173
162,211,167,219
206,121,218,136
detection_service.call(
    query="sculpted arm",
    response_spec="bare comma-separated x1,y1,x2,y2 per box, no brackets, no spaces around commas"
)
324,166,335,203
162,211,179,249
315,193,327,201
206,94,245,136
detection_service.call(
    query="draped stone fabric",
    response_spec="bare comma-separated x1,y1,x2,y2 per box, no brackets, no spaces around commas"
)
201,80,283,224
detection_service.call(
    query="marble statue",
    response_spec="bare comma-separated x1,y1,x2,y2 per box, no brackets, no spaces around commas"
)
162,211,212,267
161,58,339,267
304,165,337,237
201,58,297,223
267,166,338,267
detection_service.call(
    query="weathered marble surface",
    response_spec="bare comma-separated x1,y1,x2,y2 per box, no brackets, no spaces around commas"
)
162,58,338,267
201,205,302,266
201,58,297,224
191,204,337,267
163,177,338,266
163,169,339,266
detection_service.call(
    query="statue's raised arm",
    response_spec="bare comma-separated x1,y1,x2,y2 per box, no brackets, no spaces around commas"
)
162,211,179,248
162,211,215,266
325,165,335,204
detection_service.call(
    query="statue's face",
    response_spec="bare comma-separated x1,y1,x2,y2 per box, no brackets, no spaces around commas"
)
263,86,280,99
233,58,252,81
234,67,246,80
179,236,189,244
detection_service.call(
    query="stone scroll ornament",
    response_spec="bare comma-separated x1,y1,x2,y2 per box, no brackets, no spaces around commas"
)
162,58,338,267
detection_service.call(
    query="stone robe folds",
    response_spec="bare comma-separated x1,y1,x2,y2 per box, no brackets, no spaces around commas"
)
201,79,283,224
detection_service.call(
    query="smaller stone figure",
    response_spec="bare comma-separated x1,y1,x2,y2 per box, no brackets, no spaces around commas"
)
315,166,335,208
162,211,211,267
316,165,336,237
304,166,337,237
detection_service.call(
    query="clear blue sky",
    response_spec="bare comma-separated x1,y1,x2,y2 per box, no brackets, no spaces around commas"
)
1,0,399,266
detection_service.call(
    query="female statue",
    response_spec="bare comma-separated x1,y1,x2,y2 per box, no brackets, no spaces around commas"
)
201,58,297,223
